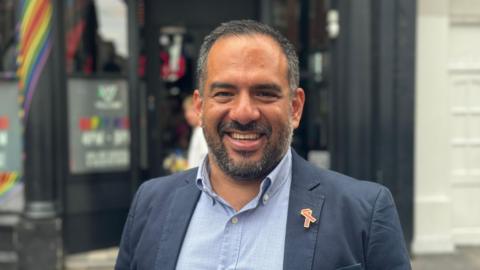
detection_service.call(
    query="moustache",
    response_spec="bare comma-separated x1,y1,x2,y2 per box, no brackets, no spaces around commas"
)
218,121,272,136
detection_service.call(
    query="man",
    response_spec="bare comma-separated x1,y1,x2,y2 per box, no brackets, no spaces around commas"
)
116,20,411,270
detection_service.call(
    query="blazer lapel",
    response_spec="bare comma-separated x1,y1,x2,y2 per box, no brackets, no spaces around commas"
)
284,151,325,270
154,174,201,270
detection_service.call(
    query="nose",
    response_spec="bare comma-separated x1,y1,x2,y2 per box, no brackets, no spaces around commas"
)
229,92,260,125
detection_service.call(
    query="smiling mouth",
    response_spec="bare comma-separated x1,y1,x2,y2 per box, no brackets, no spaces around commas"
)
219,121,271,144
229,132,262,140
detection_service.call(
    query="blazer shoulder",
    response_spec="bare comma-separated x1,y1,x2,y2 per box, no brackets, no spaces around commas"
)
292,152,387,203
135,168,198,206
320,168,385,196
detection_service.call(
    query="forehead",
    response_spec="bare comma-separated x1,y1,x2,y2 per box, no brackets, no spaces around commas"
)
205,34,288,81
210,33,284,54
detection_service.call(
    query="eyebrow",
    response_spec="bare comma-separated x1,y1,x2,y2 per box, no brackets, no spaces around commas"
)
210,82,237,91
209,82,283,94
251,83,282,93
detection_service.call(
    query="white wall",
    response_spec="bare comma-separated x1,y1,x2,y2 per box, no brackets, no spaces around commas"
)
448,0,480,246
414,0,480,254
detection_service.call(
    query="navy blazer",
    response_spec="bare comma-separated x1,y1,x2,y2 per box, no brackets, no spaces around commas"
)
116,151,411,270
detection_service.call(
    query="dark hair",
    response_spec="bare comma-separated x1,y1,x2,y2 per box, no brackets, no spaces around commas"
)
196,19,299,94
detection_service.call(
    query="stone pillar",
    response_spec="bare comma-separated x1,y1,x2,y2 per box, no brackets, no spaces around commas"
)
413,0,455,253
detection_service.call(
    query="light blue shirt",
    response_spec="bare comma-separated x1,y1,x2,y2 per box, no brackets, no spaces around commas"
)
176,149,293,270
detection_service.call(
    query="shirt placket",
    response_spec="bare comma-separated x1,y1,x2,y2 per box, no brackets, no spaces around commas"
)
218,213,243,270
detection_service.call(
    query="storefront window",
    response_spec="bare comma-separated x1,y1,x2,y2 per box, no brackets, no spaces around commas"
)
0,0,19,77
65,0,128,76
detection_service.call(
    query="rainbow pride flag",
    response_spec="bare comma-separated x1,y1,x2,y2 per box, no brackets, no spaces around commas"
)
17,0,53,121
78,116,130,131
0,172,20,197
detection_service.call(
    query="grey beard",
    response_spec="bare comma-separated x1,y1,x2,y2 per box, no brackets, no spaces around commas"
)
204,121,293,181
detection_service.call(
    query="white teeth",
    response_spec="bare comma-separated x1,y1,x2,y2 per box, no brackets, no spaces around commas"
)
231,133,260,140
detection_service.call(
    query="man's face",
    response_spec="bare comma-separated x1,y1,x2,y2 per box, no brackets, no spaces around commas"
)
193,34,304,181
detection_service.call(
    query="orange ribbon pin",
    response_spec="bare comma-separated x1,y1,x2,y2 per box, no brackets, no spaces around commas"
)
300,208,317,229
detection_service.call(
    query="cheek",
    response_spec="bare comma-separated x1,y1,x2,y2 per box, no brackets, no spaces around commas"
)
269,106,291,123
201,107,224,129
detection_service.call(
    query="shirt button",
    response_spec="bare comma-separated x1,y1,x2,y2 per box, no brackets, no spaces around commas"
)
231,217,239,224
263,194,270,204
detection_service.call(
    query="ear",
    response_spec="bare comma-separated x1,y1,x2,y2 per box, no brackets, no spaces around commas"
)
291,88,305,129
193,89,203,125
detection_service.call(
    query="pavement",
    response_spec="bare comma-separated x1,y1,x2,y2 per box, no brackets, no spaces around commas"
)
411,246,480,270
64,246,480,270
64,247,118,270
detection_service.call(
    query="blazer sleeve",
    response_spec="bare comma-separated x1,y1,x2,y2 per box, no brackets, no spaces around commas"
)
115,183,146,270
365,186,412,270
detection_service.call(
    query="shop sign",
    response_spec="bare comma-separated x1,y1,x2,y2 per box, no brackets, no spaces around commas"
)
0,80,22,199
68,79,130,174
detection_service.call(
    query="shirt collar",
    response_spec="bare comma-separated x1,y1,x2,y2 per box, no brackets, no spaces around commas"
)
195,148,292,208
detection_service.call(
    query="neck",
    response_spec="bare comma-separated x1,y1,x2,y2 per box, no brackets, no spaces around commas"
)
207,156,262,212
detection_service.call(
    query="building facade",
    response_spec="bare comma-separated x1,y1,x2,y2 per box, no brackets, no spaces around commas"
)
415,0,480,253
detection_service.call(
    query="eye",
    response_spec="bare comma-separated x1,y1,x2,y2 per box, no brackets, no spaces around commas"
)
257,91,276,97
212,91,234,102
255,90,280,101
214,91,233,97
